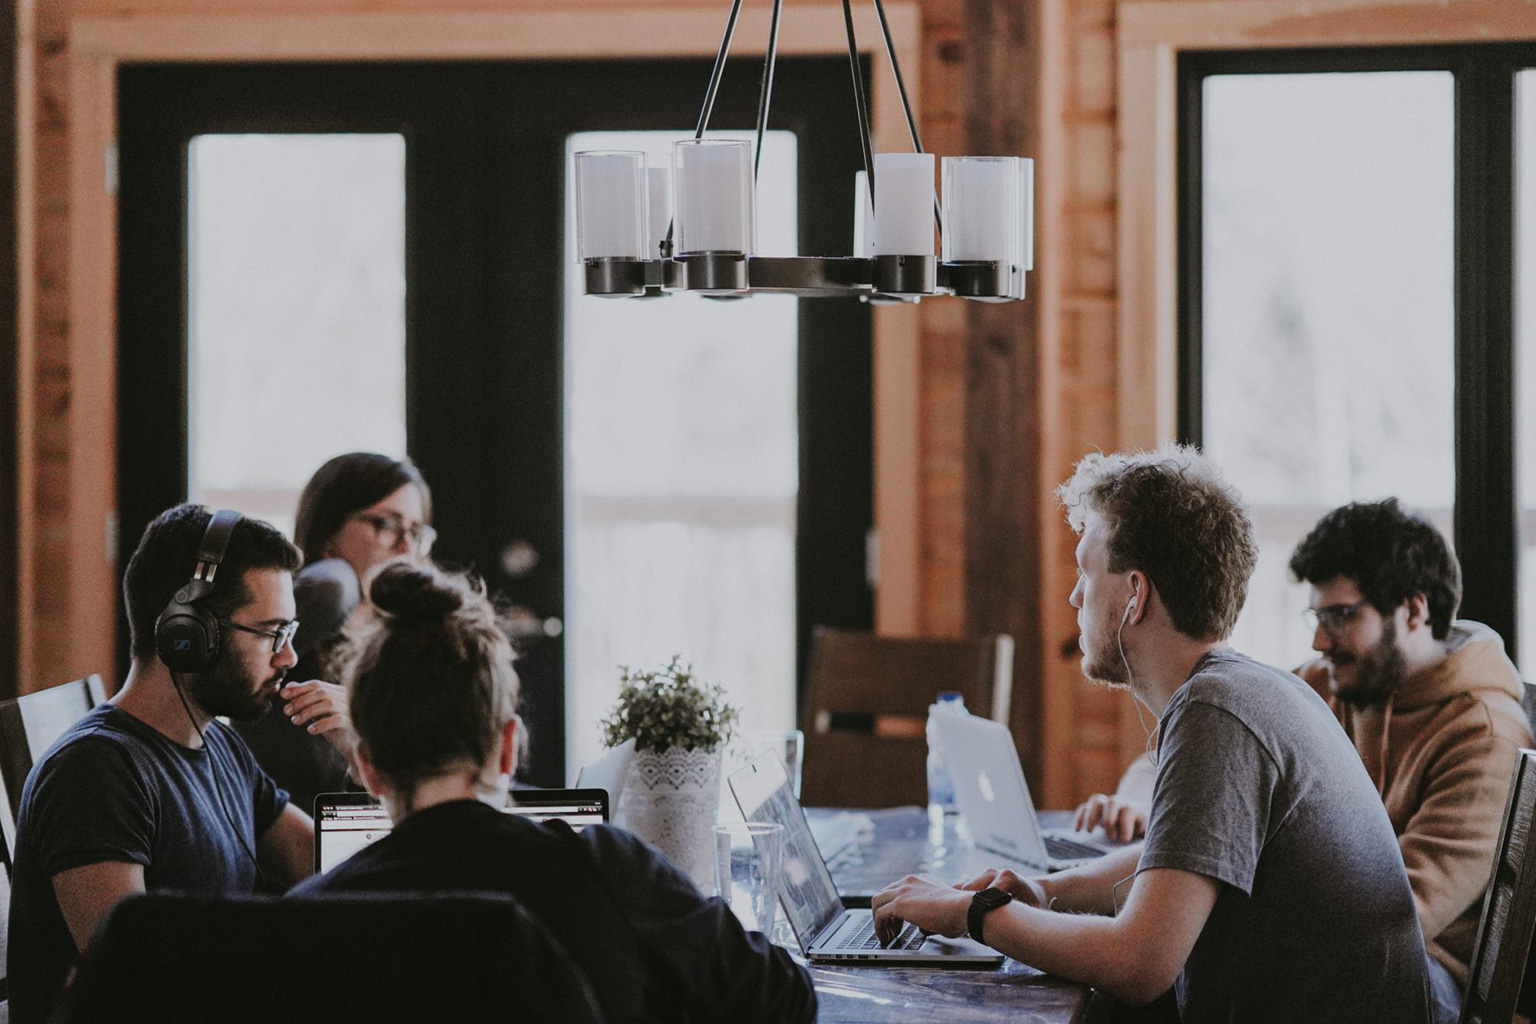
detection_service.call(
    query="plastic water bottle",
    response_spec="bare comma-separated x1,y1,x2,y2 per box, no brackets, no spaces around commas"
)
926,691,969,820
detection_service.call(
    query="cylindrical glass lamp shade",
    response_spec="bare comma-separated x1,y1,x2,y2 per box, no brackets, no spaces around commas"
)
872,152,935,256
941,156,1020,263
1019,157,1035,272
647,166,673,259
853,170,875,258
673,139,755,256
574,151,648,261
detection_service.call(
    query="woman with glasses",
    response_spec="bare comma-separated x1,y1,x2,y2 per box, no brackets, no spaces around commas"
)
234,452,435,816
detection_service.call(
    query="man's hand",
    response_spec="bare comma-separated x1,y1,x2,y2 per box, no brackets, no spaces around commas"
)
958,867,1048,906
1073,792,1149,842
871,875,971,946
279,680,358,761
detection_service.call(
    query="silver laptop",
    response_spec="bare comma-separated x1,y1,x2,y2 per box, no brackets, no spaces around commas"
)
728,752,1003,967
575,738,635,814
313,789,609,874
935,714,1112,873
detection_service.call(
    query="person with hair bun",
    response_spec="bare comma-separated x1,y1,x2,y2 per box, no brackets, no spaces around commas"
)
288,561,815,1024
235,452,434,815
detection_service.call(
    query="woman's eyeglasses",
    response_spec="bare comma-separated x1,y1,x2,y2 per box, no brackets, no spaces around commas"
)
351,513,437,554
222,618,300,655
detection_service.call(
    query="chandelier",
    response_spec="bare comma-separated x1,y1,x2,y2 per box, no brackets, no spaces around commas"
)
572,0,1033,303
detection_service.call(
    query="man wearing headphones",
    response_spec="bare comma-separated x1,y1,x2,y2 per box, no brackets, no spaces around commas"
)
7,505,356,1024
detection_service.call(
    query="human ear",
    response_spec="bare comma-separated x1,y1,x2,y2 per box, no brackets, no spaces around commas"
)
498,716,520,776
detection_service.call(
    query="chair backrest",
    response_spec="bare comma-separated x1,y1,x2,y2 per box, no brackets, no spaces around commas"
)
1461,747,1536,1024
799,627,1014,808
0,675,107,828
55,891,605,1024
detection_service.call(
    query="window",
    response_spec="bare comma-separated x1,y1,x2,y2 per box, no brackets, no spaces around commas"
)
1182,47,1534,669
186,134,407,537
563,131,801,777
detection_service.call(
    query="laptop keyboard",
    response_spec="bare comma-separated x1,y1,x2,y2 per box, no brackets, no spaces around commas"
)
1045,834,1107,862
837,918,924,951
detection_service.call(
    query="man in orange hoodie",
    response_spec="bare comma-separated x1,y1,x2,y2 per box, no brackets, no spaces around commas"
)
1288,498,1532,1020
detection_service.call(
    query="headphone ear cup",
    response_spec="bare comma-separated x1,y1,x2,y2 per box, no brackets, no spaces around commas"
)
155,605,221,672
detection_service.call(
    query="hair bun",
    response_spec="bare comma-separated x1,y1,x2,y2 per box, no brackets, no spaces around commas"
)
368,562,464,621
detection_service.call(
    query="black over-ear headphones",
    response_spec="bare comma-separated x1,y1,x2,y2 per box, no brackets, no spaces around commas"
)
154,509,243,673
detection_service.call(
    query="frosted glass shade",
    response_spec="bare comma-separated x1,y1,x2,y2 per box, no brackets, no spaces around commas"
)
647,166,673,259
674,139,755,256
872,152,935,256
941,155,1020,263
574,151,648,261
853,170,875,258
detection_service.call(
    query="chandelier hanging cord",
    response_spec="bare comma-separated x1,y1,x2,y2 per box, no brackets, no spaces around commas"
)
662,0,748,253
752,0,786,180
867,0,941,233
841,0,877,202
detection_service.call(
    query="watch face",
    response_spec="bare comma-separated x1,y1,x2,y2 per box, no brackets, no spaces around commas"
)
976,887,1012,909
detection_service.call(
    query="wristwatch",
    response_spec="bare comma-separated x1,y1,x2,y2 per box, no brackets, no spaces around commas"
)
967,886,1015,945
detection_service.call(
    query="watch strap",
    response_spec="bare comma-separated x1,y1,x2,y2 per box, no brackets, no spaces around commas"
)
967,887,1014,945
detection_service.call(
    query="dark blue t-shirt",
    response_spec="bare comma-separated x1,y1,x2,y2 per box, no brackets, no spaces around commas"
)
7,704,288,1024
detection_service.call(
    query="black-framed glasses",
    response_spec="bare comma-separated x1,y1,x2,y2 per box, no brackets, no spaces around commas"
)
1302,602,1370,636
350,512,436,554
222,618,300,655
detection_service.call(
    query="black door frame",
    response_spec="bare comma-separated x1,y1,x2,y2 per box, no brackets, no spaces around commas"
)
117,57,873,783
1177,44,1535,658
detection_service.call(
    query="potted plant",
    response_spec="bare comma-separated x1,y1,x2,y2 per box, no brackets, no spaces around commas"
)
600,657,738,887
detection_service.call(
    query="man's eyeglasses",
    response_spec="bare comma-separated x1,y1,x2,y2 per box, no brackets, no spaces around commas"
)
351,513,436,554
1302,602,1369,636
222,619,300,655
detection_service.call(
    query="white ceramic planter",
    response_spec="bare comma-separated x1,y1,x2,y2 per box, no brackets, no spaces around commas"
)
618,745,722,890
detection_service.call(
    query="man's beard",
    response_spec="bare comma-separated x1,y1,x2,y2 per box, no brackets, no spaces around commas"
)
187,644,283,721
1332,617,1408,705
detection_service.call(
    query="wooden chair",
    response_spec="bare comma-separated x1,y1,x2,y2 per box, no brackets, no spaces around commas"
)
0,675,109,833
1460,748,1536,1024
799,627,1013,808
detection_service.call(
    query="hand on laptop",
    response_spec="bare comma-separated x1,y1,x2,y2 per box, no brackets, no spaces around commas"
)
871,875,970,947
958,867,1047,907
1072,792,1148,842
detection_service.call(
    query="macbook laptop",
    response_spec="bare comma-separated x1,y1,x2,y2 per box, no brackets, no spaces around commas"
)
574,738,636,813
934,714,1113,873
313,788,609,874
728,752,1003,967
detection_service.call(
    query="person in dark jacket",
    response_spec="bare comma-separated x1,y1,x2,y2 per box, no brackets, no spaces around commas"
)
287,560,816,1024
235,452,433,815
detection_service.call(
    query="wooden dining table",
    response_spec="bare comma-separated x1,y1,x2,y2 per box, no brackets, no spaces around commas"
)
801,806,1092,1024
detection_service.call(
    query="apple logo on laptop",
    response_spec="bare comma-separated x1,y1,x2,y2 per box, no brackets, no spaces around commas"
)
977,770,996,803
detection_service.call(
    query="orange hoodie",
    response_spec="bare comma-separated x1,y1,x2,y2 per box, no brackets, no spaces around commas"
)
1300,620,1533,988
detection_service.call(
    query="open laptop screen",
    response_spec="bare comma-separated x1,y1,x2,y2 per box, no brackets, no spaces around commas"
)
313,789,609,874
728,753,845,950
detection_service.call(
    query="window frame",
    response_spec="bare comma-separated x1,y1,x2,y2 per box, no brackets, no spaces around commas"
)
1178,43,1535,660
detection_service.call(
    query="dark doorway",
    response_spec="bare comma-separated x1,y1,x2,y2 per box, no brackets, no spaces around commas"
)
117,57,873,785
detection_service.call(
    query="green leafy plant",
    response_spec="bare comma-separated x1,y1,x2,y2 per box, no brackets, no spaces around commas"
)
600,656,739,754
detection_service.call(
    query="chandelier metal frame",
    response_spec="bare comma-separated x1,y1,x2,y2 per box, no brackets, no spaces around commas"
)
580,0,1031,303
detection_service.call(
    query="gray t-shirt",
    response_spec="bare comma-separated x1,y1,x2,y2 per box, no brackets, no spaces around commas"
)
1140,650,1432,1024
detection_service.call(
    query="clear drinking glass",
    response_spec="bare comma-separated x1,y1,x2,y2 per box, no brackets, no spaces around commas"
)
713,821,785,935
